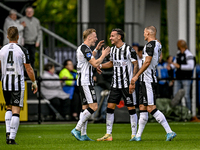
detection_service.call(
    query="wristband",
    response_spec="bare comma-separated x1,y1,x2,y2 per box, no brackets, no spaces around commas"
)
99,64,102,69
32,80,37,84
94,49,98,53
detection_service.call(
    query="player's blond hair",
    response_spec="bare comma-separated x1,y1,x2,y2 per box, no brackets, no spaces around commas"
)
83,28,96,41
7,26,18,41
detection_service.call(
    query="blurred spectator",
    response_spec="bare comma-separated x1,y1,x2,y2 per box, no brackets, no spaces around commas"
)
41,63,71,120
171,40,195,111
3,9,26,45
20,6,41,68
59,59,81,120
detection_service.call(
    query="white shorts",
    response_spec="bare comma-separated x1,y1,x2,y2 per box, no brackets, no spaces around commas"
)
78,85,97,105
139,81,157,106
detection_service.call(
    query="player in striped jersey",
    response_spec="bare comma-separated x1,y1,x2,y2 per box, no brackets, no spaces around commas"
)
129,26,176,141
97,28,138,141
71,28,110,141
0,26,37,144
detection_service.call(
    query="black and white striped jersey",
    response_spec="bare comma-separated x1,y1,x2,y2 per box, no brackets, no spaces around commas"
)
110,43,137,89
76,43,94,86
0,43,30,91
140,40,162,83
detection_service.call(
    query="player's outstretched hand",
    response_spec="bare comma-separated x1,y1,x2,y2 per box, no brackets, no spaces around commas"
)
95,40,105,50
32,81,38,94
102,46,111,56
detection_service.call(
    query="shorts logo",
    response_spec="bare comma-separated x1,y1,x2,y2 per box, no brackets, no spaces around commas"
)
83,98,87,103
86,53,92,58
14,99,19,104
91,90,95,95
126,97,132,104
143,97,147,103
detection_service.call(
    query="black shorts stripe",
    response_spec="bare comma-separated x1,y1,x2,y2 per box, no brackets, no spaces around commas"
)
6,74,9,91
89,66,92,85
78,86,86,105
78,73,81,85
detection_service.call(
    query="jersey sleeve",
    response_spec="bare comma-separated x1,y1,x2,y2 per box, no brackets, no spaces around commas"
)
17,44,31,64
80,45,93,61
146,41,155,56
129,47,137,62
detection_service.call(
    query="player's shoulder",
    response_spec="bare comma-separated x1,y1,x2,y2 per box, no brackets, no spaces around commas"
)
146,40,156,48
80,44,91,52
16,44,29,54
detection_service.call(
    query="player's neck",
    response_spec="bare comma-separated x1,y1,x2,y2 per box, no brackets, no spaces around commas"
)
115,41,124,48
9,41,18,43
83,41,91,48
147,37,156,43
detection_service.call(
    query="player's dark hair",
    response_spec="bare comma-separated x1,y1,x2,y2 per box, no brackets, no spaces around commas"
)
112,28,124,40
7,26,18,41
44,63,54,71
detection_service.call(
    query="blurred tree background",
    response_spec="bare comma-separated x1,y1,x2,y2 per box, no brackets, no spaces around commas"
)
33,0,199,62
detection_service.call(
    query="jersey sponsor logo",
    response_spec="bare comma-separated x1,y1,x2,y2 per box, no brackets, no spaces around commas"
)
6,68,15,71
86,53,92,58
113,61,127,67
146,43,152,47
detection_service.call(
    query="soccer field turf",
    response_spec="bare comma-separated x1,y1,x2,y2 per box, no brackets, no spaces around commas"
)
0,122,199,150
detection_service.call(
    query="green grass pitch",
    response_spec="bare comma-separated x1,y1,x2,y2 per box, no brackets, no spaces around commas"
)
0,122,200,150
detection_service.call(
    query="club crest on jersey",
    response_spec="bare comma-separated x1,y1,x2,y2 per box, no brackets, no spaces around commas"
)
86,53,92,58
146,43,152,47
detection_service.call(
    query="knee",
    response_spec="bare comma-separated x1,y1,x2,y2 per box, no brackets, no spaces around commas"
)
107,103,116,109
147,105,156,113
89,103,98,111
